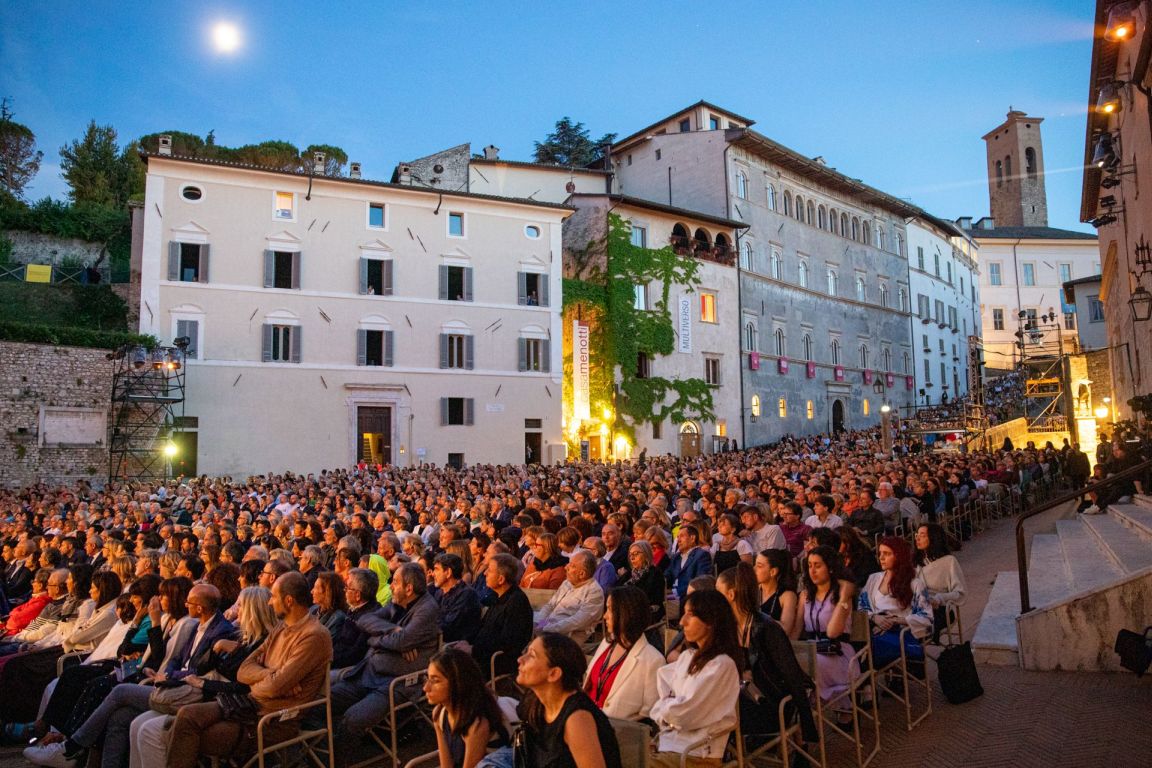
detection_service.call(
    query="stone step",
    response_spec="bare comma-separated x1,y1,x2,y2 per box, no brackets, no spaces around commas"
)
1110,501,1152,539
1026,533,1072,609
1081,511,1152,574
1056,519,1124,591
971,571,1021,666
1132,493,1152,512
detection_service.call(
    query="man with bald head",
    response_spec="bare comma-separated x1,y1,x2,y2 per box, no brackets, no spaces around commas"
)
534,550,604,644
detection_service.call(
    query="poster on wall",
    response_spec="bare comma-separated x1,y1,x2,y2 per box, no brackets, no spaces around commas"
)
677,296,692,353
573,320,591,420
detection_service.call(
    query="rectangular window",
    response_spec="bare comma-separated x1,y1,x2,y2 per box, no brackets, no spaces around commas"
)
806,400,814,420
440,333,474,370
1022,263,1036,286
709,115,720,130
357,329,394,367
368,203,386,229
634,284,648,311
655,149,662,161
700,293,717,323
167,242,209,283
518,338,550,372
264,250,300,290
652,420,663,439
961,276,965,294
448,212,465,237
441,397,475,426
360,258,394,296
918,294,930,319
679,118,691,132
778,398,787,418
176,319,199,359
262,324,300,363
273,191,294,220
518,272,548,306
935,299,945,323
636,352,650,379
946,263,953,283
989,262,1002,286
934,253,941,276
1064,312,1076,331
993,308,1004,330
1089,296,1104,322
704,357,721,386
439,265,474,301
922,334,929,350
447,452,465,468
1059,263,1072,284
917,247,925,270
948,306,958,329
630,225,647,248
924,358,931,382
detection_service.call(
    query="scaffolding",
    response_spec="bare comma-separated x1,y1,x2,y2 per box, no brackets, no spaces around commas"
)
107,342,188,483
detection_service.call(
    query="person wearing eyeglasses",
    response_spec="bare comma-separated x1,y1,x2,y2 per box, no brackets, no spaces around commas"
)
0,568,73,655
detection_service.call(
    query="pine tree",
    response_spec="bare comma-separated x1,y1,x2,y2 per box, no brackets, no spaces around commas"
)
533,117,616,167
0,98,43,201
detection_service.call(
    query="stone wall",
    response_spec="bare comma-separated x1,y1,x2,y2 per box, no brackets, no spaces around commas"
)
3,230,108,272
0,341,112,488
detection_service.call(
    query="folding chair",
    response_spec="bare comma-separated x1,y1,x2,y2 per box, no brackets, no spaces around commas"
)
609,716,652,768
349,669,434,768
737,695,820,768
791,639,880,768
869,626,931,732
653,708,739,768
938,602,963,646
487,649,524,697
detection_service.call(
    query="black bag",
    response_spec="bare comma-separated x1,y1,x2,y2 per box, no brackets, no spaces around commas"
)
217,691,260,723
1114,626,1152,676
936,641,983,704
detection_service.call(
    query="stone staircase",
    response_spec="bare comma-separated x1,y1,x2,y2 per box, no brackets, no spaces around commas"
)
972,494,1152,671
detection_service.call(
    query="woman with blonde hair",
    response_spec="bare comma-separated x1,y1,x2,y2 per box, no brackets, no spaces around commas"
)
446,540,476,586
108,556,136,589
158,552,182,580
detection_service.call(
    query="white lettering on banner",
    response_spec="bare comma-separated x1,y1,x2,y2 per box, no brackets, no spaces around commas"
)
678,296,692,353
573,320,591,420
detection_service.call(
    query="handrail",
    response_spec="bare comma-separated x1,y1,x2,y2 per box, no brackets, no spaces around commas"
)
1016,456,1152,613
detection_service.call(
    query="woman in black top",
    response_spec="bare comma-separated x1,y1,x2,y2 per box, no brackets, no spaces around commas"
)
516,633,622,768
625,541,666,621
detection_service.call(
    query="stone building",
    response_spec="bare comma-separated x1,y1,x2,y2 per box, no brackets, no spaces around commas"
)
608,102,917,443
1082,0,1152,420
134,146,570,475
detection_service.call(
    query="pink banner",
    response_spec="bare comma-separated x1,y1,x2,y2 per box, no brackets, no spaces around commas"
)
834,366,844,382
863,370,873,385
749,352,760,370
886,373,895,387
778,358,789,374
906,375,914,390
806,361,816,379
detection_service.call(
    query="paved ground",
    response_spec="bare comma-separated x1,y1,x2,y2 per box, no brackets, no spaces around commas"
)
3,506,1150,767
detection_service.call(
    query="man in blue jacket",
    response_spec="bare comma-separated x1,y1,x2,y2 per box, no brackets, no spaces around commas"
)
666,524,712,602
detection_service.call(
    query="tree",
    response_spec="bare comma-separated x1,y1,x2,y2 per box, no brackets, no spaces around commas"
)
303,143,348,177
0,98,43,200
226,140,303,172
533,117,616,167
59,120,135,207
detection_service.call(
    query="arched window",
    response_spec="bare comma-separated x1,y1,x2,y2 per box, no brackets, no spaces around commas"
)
877,228,885,251
797,261,808,288
841,212,849,236
855,276,866,302
831,339,841,366
782,191,792,217
750,394,761,418
898,287,909,312
806,200,815,226
736,171,748,199
770,249,781,280
903,351,911,374
879,284,888,307
671,222,690,252
714,233,729,257
995,159,1003,187
894,233,904,257
766,184,777,211
775,328,786,357
818,205,827,230
1005,155,1012,182
744,320,758,352
883,348,892,371
693,228,710,254
740,241,753,270
862,221,871,245
860,344,869,368
1025,147,1037,177
794,195,805,222
826,268,838,296
803,334,813,361
829,208,839,235
851,217,860,241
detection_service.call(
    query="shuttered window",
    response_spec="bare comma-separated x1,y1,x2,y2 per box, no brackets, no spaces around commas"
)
440,334,474,369
167,242,210,283
440,397,474,426
517,272,548,306
359,258,393,296
438,265,473,301
518,338,550,372
264,250,301,289
262,324,300,363
356,329,394,367
175,319,199,359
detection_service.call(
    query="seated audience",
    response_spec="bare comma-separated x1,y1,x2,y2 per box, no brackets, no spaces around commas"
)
583,586,663,720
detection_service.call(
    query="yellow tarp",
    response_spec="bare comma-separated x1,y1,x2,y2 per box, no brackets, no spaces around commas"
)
25,264,52,283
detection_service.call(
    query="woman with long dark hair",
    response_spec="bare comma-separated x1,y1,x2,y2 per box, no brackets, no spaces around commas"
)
791,545,859,720
753,549,797,635
583,586,664,721
913,523,966,641
859,536,932,673
516,633,621,768
649,589,742,768
424,646,510,768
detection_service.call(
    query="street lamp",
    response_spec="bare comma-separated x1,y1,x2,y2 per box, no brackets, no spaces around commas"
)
880,404,893,455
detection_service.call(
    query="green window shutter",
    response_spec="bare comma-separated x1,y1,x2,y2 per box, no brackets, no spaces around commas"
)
439,334,449,369
518,338,527,371
438,265,449,300
463,267,474,301
440,397,449,426
539,275,549,307
541,339,551,372
291,252,301,290
464,398,474,426
517,272,527,305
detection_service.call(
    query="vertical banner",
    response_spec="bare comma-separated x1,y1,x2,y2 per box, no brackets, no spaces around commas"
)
806,361,817,379
677,296,692,353
573,320,591,420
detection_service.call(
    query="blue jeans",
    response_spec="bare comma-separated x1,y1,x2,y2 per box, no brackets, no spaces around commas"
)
72,682,153,768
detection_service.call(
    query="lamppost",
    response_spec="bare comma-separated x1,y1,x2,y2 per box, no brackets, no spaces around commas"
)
873,379,892,455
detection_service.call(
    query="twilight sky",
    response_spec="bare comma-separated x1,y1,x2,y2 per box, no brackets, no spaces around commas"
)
1,0,1095,231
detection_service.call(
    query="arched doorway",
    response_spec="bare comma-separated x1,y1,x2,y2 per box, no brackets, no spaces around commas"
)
831,399,845,434
679,421,701,458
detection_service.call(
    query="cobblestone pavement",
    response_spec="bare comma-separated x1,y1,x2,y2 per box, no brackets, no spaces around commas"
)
3,506,1149,768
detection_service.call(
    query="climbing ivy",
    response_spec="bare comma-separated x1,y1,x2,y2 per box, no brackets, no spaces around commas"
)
563,214,716,447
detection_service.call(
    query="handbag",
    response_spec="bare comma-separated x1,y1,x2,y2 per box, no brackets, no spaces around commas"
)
1114,626,1152,676
217,691,260,723
148,681,204,715
936,641,983,704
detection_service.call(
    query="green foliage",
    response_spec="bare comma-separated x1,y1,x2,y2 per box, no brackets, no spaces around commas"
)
0,232,11,266
0,98,43,200
0,196,131,271
0,283,129,331
59,120,136,208
0,319,154,350
533,117,616,167
564,214,715,443
304,144,348,177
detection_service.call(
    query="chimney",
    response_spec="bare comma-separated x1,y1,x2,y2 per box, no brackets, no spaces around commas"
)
483,144,500,160
399,165,412,185
350,162,362,179
976,216,996,230
158,135,172,156
956,216,973,230
312,151,326,174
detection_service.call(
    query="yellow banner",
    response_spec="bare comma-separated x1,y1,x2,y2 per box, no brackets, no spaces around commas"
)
25,264,52,283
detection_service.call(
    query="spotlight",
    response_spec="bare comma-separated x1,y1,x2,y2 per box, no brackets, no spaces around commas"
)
1092,133,1118,170
1097,82,1122,114
1099,195,1117,208
1091,214,1118,228
1104,2,1137,42
1101,176,1122,189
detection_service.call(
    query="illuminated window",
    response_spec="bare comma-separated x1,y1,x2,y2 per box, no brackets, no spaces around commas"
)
716,420,727,437
806,400,814,420
863,399,870,416
274,191,295,220
700,293,717,323
750,395,761,418
778,398,787,418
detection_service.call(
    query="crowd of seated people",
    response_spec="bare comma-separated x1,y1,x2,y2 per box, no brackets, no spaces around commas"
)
0,422,1148,768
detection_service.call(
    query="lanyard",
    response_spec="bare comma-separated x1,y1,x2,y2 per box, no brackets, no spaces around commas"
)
592,643,630,702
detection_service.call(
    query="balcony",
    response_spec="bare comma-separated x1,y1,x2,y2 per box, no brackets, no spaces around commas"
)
669,236,735,266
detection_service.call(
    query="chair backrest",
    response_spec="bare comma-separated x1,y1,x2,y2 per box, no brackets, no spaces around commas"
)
608,717,650,768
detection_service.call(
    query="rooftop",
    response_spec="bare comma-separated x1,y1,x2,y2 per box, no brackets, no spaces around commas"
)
567,193,750,230
962,225,1098,241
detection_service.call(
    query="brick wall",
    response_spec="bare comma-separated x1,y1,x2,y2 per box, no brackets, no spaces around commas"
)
0,341,112,488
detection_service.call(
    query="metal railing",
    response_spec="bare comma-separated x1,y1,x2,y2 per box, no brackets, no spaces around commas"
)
1015,457,1152,613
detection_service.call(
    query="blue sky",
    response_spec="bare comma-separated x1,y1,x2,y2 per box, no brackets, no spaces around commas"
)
1,0,1095,231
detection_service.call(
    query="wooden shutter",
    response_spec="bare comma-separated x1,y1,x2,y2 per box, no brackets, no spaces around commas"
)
198,244,210,283
168,242,180,281
261,324,273,362
356,329,367,366
464,398,474,425
382,260,394,296
464,335,474,370
359,258,369,295
539,275,549,307
439,334,449,368
383,330,394,367
541,339,551,372
440,397,449,426
438,265,449,300
291,252,301,289
290,326,302,363
462,267,474,301
517,272,527,305
518,338,527,371
263,250,275,288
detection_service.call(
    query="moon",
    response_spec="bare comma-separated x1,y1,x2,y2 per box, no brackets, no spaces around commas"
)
212,22,241,53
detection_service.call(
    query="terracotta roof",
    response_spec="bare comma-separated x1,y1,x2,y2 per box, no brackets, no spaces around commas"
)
567,193,750,230
140,152,575,212
612,100,757,150
471,157,610,175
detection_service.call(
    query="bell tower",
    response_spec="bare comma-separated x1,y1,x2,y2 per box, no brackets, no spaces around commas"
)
982,110,1048,227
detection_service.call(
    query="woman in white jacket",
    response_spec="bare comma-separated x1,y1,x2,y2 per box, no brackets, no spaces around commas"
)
649,589,742,768
583,586,664,720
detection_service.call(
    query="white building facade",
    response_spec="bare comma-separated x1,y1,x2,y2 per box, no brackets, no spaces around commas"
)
136,152,570,476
